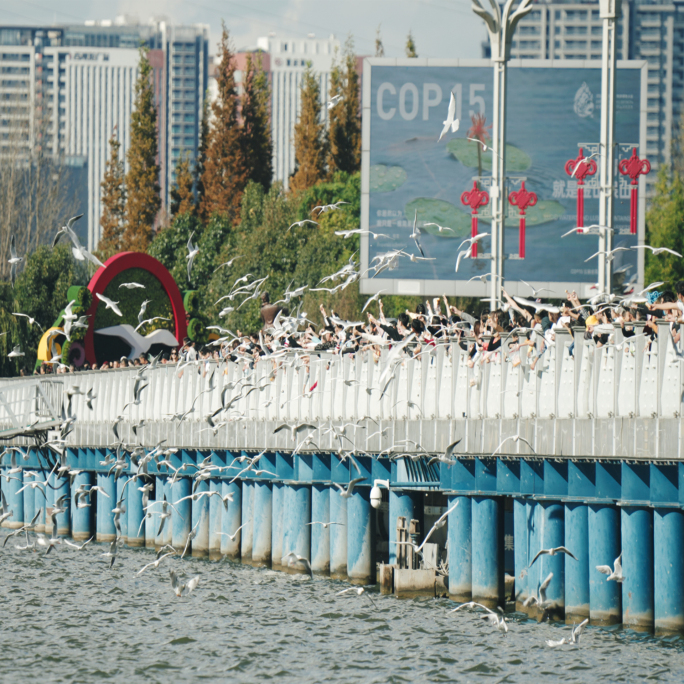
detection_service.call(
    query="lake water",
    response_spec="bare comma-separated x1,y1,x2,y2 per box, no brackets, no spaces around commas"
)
1,535,683,683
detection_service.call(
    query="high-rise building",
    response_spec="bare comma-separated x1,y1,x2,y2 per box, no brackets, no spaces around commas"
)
255,34,340,187
489,0,681,195
0,18,209,250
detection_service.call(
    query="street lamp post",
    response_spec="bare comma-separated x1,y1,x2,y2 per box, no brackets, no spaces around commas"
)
598,0,621,296
472,0,533,309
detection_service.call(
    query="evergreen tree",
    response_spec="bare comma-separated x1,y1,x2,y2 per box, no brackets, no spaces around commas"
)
645,165,684,285
97,129,126,260
327,37,361,176
195,95,209,210
375,26,385,57
290,64,327,192
123,47,161,252
241,52,273,191
200,26,247,220
405,31,418,58
170,154,195,217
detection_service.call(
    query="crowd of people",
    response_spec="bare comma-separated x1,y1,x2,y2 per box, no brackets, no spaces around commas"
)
25,280,683,377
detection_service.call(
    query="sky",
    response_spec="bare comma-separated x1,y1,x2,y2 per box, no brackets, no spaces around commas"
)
0,0,485,59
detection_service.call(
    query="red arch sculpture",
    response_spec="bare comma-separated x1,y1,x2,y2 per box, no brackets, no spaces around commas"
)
83,252,187,364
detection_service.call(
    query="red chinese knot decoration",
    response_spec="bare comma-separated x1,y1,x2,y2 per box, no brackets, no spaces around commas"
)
564,147,597,230
460,181,490,257
618,147,650,235
508,181,537,259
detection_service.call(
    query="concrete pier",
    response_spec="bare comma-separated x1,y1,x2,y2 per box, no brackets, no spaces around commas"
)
220,480,241,558
513,498,528,607
329,486,348,579
22,470,36,531
389,490,416,566
34,469,46,533
96,473,116,543
311,484,330,575
252,482,272,566
347,488,372,584
6,467,24,529
271,483,284,570
448,495,472,601
208,478,222,559
588,504,621,625
284,484,311,570
191,479,210,557
171,477,191,550
71,471,92,541
654,508,684,634
621,506,654,630
241,481,254,563
471,496,502,608
537,501,565,618
565,502,589,622
127,476,145,547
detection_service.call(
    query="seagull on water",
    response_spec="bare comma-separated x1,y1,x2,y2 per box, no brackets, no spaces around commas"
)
282,551,313,578
337,586,377,608
450,601,508,633
546,618,589,647
170,569,200,597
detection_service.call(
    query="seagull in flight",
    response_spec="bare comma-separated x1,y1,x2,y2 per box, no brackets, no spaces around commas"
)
467,137,502,159
282,551,313,578
528,546,578,567
288,219,319,231
119,282,145,289
546,618,589,647
457,233,490,253
312,201,349,216
422,222,454,233
438,91,459,141
632,245,683,258
524,571,554,608
8,345,24,358
409,210,425,257
570,151,599,178
12,312,42,330
214,255,243,272
332,477,366,498
305,521,345,529
520,280,555,298
335,228,389,239
8,234,23,286
96,293,123,316
596,553,624,583
218,524,246,543
186,231,200,280
450,601,508,633
170,569,200,597
361,290,387,313
491,434,535,457
327,94,343,109
561,224,611,237
584,247,632,263
337,586,377,608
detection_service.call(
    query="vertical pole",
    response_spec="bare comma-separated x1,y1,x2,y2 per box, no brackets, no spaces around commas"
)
347,488,373,584
22,470,36,532
537,501,565,619
191,478,210,557
621,506,654,630
513,498,528,608
72,471,92,541
34,470,46,533
171,477,191,550
208,478,222,559
96,472,116,542
389,490,416,565
220,480,242,558
153,475,166,549
311,483,330,575
565,502,590,622
7,468,24,528
127,477,145,547
54,475,70,537
271,482,284,569
163,478,173,546
471,496,503,608
241,480,254,563
588,504,621,625
654,508,684,634
330,486,348,579
448,495,472,601
115,476,128,542
252,481,273,566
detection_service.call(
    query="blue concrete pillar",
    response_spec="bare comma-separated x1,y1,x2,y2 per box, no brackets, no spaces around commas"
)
348,487,372,584
71,471,92,541
654,508,684,634
153,476,166,548
621,506,653,630
96,473,116,542
22,470,36,532
54,476,70,537
6,468,24,528
208,479,222,558
191,478,210,557
537,501,565,617
241,481,254,562
34,470,46,533
513,498,528,607
171,477,191,550
565,503,589,622
329,485,348,579
163,478,173,546
115,476,128,541
588,504,621,625
283,484,311,570
221,480,241,558
311,484,330,575
271,483,284,569
127,476,145,547
448,495,472,600
471,496,503,608
389,489,416,565
252,482,273,566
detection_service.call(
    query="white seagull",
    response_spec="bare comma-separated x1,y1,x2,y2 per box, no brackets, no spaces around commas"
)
186,231,200,280
528,546,578,567
632,245,683,258
8,234,23,286
492,434,535,457
450,601,508,633
119,282,145,289
12,312,43,330
332,477,366,498
288,219,319,231
96,293,123,316
524,571,554,608
596,553,624,583
438,91,459,141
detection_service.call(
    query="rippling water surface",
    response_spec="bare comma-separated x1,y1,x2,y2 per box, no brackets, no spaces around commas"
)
1,535,684,683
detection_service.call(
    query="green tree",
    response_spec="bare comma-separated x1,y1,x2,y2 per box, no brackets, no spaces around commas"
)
123,47,161,252
290,64,327,192
170,154,196,217
200,26,247,220
405,31,418,58
241,52,273,191
327,37,361,176
375,26,385,57
97,130,126,261
195,95,209,211
645,164,684,285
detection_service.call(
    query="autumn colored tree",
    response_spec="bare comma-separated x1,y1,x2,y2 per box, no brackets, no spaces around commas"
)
375,26,385,57
240,52,273,191
123,47,161,252
97,130,126,260
327,38,361,176
170,154,195,217
406,31,418,58
194,95,209,211
200,26,247,220
290,64,327,192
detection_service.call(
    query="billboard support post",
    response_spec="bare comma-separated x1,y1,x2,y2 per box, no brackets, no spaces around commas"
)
472,0,533,309
598,0,622,295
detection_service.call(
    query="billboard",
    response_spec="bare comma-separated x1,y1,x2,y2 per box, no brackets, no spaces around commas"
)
360,59,648,298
